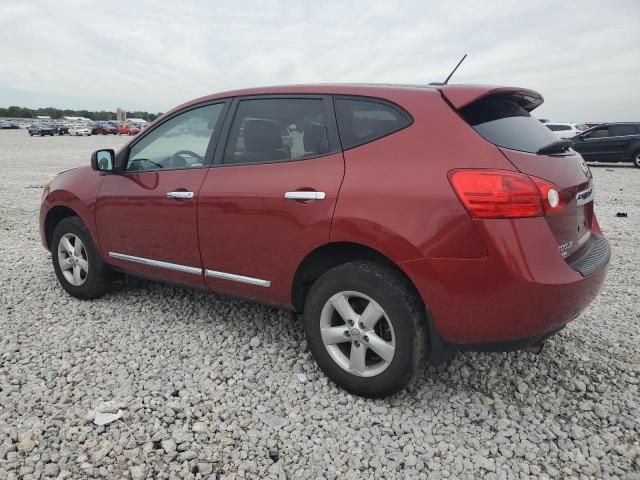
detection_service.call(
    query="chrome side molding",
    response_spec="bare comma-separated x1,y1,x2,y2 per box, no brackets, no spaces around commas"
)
108,252,271,287
108,252,202,274
205,269,271,287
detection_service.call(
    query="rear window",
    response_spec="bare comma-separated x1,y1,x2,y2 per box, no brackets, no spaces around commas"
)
335,98,412,149
546,124,571,131
610,124,637,136
460,94,558,153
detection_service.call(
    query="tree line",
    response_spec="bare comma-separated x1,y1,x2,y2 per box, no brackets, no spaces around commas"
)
0,106,163,122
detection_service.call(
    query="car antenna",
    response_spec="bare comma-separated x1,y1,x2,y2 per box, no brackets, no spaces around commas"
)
429,54,468,86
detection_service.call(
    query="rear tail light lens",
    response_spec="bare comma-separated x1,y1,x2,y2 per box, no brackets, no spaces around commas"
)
532,177,565,215
449,170,564,219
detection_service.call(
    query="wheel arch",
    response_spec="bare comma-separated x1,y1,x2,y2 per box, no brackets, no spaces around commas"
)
292,241,453,366
44,205,80,250
291,241,423,313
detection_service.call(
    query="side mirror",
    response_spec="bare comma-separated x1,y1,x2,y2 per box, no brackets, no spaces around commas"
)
91,149,115,172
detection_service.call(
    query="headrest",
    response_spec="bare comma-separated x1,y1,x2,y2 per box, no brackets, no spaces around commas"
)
244,119,282,152
303,124,328,154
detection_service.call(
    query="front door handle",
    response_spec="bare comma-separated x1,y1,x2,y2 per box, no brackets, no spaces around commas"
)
284,191,326,201
166,191,194,199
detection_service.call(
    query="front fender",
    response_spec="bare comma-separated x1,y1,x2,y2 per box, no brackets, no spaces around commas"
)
40,167,104,254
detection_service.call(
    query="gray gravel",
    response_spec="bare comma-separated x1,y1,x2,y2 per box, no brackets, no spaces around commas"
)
0,128,639,479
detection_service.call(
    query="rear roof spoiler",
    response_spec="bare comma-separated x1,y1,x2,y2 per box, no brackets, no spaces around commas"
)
439,85,544,112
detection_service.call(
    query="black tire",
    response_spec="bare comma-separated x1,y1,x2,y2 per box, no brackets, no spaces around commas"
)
51,216,111,299
303,261,427,398
632,150,640,168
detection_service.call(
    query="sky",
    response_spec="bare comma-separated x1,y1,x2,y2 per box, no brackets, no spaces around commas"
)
1,0,639,121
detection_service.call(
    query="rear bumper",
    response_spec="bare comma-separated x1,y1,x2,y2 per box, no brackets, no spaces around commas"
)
400,217,609,346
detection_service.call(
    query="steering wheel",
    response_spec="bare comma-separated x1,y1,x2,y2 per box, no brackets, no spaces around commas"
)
171,150,202,167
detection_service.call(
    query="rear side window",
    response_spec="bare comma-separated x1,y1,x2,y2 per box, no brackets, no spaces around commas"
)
460,94,558,153
224,98,329,164
610,124,637,136
584,127,609,139
335,98,412,149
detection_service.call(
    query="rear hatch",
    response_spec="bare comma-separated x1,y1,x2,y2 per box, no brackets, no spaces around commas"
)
444,87,594,261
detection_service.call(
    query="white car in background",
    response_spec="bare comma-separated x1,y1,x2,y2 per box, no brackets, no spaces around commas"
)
544,123,587,139
69,125,91,136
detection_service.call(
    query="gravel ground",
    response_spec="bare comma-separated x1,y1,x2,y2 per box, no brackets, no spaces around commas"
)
0,128,638,479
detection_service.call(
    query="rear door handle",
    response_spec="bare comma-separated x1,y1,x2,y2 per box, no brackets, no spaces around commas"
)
166,191,194,199
284,191,326,201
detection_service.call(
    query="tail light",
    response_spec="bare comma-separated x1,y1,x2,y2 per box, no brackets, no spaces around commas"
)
449,170,564,219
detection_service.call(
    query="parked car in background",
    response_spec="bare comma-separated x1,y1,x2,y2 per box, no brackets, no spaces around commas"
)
51,123,69,135
545,123,585,139
93,123,118,135
571,123,640,167
0,121,20,129
118,124,140,135
28,124,54,136
69,125,92,136
39,83,609,397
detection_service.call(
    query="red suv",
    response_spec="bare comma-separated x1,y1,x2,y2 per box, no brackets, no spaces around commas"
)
40,84,609,397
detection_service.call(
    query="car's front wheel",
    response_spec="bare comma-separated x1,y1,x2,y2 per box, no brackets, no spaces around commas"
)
51,216,111,299
632,150,640,169
303,261,427,398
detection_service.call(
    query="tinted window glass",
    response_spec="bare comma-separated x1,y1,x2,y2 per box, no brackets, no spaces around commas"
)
584,127,609,139
335,98,412,149
224,98,328,164
128,104,224,171
610,124,637,136
460,94,558,153
547,124,571,131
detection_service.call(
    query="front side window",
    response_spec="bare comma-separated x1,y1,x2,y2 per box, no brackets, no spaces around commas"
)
335,98,412,149
610,124,637,137
224,98,329,164
127,103,224,171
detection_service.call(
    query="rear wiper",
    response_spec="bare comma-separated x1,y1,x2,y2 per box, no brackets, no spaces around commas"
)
537,139,574,155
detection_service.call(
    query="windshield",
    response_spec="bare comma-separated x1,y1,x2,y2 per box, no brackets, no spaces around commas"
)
460,93,558,153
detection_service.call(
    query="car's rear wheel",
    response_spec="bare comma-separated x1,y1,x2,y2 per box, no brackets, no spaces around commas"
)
633,150,640,168
303,261,427,398
51,217,111,299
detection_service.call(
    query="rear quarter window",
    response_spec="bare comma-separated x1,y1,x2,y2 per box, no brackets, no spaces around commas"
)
334,98,412,150
460,94,558,153
610,124,638,136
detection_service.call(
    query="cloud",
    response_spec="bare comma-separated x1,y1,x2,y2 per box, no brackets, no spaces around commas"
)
0,0,638,120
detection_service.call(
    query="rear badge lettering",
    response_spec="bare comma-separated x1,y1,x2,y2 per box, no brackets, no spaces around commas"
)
579,158,591,178
559,241,573,258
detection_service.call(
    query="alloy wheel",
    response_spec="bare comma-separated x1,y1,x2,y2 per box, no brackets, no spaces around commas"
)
319,291,396,377
57,233,89,286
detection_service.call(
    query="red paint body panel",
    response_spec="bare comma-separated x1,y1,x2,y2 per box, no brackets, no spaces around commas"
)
331,89,509,261
40,166,103,252
197,153,344,305
400,217,607,343
95,169,208,288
